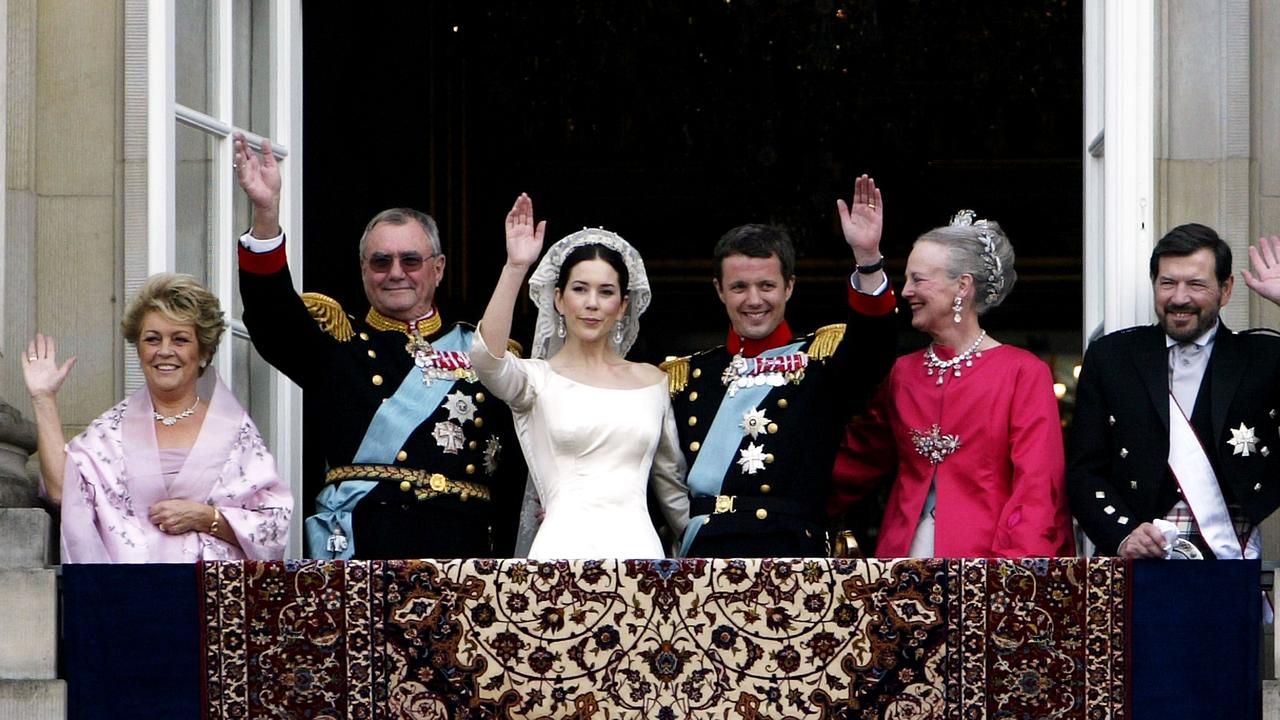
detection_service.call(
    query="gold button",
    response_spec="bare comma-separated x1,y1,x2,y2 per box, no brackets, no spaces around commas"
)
692,368,702,378
690,441,701,452
399,480,411,492
688,416,698,427
469,440,478,450
755,508,768,520
367,349,377,358
766,422,778,434
689,391,698,401
765,454,774,464
474,417,484,428
476,392,486,403
430,474,448,491
760,484,771,493
372,374,384,386
777,398,789,409
396,450,408,462
466,464,476,475
359,332,370,341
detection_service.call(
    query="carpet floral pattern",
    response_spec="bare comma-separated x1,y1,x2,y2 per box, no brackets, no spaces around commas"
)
200,558,1127,719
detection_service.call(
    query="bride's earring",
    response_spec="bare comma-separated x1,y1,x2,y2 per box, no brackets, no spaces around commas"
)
613,319,625,345
556,314,566,338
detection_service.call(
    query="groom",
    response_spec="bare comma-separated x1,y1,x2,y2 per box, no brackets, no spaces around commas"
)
662,175,898,558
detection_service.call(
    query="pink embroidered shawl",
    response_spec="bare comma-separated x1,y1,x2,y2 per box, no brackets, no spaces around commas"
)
58,370,292,563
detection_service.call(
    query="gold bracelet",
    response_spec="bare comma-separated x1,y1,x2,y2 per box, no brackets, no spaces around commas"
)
209,506,222,536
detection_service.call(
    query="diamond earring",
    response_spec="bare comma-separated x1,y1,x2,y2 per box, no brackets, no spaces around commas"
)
556,314,566,338
952,296,963,324
613,319,625,345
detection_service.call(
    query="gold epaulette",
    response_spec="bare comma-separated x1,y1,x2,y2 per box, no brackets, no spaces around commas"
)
808,323,846,361
659,355,691,396
301,292,354,342
506,339,524,358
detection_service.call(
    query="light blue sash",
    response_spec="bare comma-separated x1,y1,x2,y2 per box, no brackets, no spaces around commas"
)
306,325,471,559
679,341,804,556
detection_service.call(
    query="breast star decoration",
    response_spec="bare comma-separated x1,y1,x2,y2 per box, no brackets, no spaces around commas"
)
740,408,771,439
432,421,466,454
1227,422,1259,457
737,442,767,475
483,436,502,475
444,391,477,424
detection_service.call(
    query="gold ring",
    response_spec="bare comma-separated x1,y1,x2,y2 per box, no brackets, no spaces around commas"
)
28,356,37,361
868,203,876,209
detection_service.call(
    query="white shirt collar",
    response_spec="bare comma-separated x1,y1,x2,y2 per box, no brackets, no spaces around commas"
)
1165,321,1219,350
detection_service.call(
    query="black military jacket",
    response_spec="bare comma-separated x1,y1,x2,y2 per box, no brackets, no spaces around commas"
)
665,293,897,558
239,257,524,559
1067,324,1280,554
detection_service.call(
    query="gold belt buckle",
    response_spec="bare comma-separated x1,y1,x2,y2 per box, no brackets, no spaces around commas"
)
714,495,736,514
429,473,449,492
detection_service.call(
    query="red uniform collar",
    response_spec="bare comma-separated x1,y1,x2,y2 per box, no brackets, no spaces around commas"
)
726,321,794,358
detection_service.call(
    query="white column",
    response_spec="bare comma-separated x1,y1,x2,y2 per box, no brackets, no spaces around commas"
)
1101,0,1155,334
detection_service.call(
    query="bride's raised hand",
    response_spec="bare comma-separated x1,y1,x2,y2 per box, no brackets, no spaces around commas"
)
505,193,546,271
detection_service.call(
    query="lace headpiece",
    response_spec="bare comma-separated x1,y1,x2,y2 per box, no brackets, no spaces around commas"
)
527,227,651,360
950,209,1004,306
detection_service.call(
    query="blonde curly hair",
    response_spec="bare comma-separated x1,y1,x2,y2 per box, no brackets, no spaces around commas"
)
120,273,227,371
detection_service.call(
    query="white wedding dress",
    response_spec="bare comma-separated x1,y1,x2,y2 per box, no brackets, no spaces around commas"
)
472,333,689,559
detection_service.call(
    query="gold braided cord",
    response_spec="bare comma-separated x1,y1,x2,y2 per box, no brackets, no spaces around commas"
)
507,339,524,358
659,355,690,396
301,293,354,342
325,464,491,502
365,306,443,339
808,323,846,362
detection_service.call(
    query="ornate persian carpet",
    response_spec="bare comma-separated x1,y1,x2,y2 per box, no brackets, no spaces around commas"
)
200,558,1127,719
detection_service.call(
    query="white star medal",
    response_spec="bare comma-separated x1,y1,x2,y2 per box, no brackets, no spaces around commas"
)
432,421,466,454
740,408,771,439
444,391,476,423
1227,422,1259,457
737,442,767,475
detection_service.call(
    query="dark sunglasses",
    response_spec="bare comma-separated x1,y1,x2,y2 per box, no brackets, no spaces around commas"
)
366,252,434,273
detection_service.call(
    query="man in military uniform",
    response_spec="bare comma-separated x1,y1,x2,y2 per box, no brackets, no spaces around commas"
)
1069,225,1280,560
232,134,524,559
663,175,897,558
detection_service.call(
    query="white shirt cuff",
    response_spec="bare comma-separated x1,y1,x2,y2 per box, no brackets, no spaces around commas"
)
849,271,889,296
239,230,285,253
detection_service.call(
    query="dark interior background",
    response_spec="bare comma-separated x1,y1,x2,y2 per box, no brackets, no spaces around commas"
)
300,0,1084,515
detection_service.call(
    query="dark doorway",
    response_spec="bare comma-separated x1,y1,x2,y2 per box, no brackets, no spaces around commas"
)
300,0,1083,501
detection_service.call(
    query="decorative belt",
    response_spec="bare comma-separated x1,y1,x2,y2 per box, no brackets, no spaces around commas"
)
325,464,491,503
689,494,813,523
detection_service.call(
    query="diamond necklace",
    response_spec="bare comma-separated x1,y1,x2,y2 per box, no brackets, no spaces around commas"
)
154,396,200,426
923,330,987,385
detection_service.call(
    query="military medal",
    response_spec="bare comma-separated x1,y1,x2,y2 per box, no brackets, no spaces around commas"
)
737,442,768,474
483,436,502,475
407,329,477,385
740,408,771,439
1227,423,1259,457
444,391,477,423
721,352,808,397
432,421,466,454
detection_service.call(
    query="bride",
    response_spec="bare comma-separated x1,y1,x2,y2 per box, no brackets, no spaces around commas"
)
471,193,689,559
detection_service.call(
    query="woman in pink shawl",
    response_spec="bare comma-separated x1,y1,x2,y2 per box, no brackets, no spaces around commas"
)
22,273,292,562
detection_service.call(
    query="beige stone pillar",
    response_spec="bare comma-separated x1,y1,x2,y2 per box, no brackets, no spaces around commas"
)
1156,0,1252,329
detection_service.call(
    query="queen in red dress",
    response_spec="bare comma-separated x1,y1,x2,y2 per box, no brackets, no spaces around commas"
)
831,212,1075,558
